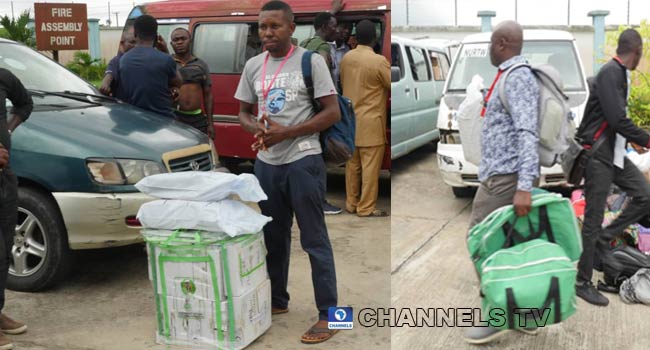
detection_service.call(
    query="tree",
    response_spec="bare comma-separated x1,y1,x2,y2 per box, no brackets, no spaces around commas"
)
0,10,35,47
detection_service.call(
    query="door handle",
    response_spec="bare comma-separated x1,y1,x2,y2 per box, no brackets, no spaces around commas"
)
405,87,411,93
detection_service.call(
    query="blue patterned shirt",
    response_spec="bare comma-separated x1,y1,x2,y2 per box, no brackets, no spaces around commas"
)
479,56,540,191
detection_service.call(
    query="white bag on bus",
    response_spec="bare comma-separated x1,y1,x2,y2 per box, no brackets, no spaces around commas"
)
457,74,485,166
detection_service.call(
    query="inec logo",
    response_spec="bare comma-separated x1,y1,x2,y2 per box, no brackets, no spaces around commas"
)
328,307,353,329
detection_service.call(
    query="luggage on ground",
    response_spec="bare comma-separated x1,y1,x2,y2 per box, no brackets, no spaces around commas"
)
619,268,650,304
600,245,650,290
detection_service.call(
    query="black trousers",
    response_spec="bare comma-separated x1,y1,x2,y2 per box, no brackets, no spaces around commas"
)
254,155,338,320
0,167,17,312
578,157,650,283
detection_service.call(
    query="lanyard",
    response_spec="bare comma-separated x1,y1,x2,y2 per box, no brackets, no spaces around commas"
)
613,55,624,66
260,45,295,114
480,69,504,117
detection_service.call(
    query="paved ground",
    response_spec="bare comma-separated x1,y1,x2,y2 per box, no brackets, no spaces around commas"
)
6,167,391,350
391,143,650,350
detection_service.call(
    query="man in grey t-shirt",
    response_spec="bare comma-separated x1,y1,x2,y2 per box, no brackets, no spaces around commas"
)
234,0,341,345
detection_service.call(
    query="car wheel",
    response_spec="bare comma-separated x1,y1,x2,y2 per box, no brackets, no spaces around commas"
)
431,140,438,153
7,187,72,292
452,186,475,198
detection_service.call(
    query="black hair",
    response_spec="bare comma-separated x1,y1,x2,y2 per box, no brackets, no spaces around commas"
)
261,1,294,22
314,12,334,30
171,27,191,37
134,15,158,41
355,20,376,46
617,28,643,56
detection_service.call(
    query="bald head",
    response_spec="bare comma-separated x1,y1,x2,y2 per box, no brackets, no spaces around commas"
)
490,21,524,66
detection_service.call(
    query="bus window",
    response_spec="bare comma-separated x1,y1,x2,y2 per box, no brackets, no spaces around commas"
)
292,24,315,45
193,23,251,74
193,23,315,73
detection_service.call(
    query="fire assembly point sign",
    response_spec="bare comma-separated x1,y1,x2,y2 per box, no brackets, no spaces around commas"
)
34,3,89,51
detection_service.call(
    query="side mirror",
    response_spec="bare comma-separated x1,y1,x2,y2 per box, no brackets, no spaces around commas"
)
391,66,401,83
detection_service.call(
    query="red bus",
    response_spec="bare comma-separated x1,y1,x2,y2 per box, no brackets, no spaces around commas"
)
123,0,391,170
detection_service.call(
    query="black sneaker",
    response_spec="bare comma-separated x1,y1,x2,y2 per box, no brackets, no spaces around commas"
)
576,281,609,306
323,201,342,215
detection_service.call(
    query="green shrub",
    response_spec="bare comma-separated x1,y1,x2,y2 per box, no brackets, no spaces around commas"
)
65,51,107,81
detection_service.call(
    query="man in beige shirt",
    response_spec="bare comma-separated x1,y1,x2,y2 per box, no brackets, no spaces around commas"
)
340,20,390,217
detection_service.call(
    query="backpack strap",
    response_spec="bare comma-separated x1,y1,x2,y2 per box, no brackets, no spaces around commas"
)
498,63,569,114
497,63,531,114
301,50,320,111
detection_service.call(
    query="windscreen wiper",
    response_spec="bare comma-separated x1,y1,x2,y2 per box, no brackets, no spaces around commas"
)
61,90,118,102
28,89,101,105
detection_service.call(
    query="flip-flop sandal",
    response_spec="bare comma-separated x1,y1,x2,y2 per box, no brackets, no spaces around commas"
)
272,307,289,315
300,326,339,344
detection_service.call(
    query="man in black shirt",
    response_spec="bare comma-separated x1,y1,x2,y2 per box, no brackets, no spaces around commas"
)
576,28,650,306
170,28,214,137
0,67,33,349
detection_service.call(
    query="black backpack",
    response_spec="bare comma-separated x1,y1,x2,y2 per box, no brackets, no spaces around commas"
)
301,50,356,165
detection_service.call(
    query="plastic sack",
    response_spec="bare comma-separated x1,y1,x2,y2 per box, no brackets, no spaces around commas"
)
619,268,650,305
457,74,485,166
137,199,272,237
135,172,267,202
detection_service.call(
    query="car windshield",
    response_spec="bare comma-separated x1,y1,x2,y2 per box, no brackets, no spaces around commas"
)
447,40,585,92
0,42,96,98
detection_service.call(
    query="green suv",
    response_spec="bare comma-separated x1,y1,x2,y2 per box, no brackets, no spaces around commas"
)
1,39,216,291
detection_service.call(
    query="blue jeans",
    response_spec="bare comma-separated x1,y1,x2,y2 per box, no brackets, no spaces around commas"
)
254,155,338,320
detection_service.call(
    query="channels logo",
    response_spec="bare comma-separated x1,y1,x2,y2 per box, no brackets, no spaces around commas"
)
328,307,353,329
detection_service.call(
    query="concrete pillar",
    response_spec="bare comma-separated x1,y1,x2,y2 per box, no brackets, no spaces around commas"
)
477,11,496,32
588,10,610,74
88,18,101,60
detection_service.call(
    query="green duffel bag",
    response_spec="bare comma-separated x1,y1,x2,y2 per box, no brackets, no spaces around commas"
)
467,192,582,275
481,239,578,329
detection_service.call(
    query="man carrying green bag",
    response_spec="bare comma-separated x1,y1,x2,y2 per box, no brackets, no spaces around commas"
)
463,20,580,344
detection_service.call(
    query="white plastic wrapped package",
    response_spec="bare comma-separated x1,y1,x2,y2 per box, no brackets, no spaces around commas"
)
457,74,485,166
137,200,272,237
135,172,267,202
619,268,650,305
627,149,650,173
